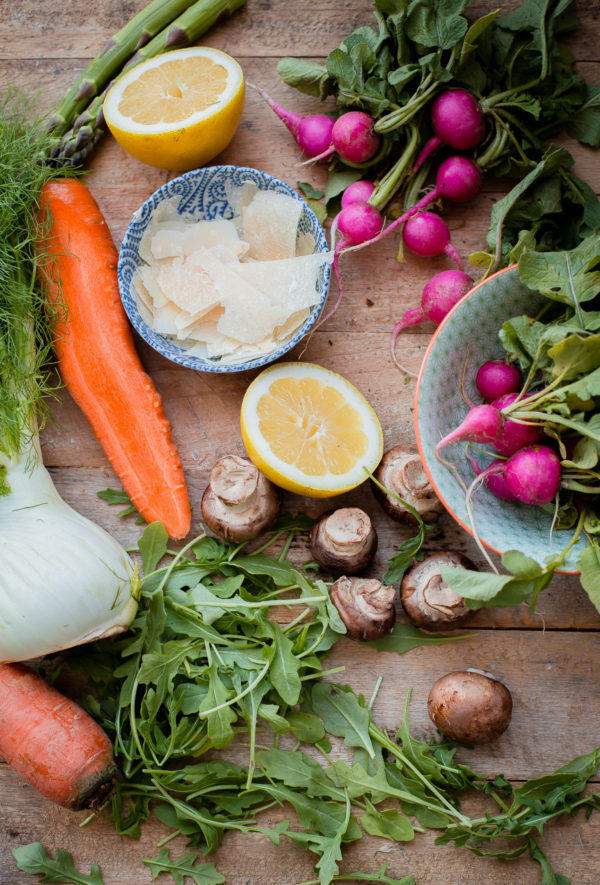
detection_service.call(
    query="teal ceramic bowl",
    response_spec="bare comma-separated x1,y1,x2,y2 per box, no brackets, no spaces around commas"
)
415,265,583,573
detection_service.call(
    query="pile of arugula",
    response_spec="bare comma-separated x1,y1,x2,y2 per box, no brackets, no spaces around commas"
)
19,518,600,885
283,0,600,270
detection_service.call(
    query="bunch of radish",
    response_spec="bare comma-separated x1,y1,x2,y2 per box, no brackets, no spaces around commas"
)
438,358,561,510
252,83,487,359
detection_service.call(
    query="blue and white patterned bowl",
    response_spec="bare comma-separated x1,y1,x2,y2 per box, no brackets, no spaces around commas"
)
117,165,331,373
415,265,583,572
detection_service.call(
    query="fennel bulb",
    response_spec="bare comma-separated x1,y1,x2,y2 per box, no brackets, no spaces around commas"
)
0,438,139,663
0,93,138,662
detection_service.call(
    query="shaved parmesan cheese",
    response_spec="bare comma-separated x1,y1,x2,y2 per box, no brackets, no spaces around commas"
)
130,184,329,363
236,252,331,314
151,219,247,260
242,190,302,261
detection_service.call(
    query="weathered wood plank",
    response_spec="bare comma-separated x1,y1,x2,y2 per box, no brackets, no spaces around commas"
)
2,0,600,61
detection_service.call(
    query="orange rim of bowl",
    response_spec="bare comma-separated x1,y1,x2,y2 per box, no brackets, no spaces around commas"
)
413,263,580,577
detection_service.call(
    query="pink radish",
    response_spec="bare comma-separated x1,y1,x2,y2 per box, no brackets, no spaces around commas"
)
402,212,463,269
435,155,482,203
251,84,335,158
336,201,383,246
467,454,517,501
391,270,472,370
343,155,482,256
322,155,481,326
308,111,381,164
476,360,523,402
503,445,561,505
435,404,504,455
492,392,542,456
341,180,375,208
318,200,384,325
413,90,486,173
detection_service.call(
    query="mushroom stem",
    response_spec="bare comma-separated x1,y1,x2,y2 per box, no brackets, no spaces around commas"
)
330,576,396,641
201,455,281,543
400,551,475,632
371,446,444,526
310,507,377,574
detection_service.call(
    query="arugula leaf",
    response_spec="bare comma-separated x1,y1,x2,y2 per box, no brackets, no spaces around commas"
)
138,521,169,574
366,622,473,653
442,551,558,609
199,661,237,748
311,683,375,757
361,807,415,841
256,747,346,800
262,620,303,705
96,487,140,519
295,867,415,885
527,837,572,885
328,759,393,803
298,181,325,201
12,844,104,885
578,541,600,614
142,848,224,885
286,708,326,743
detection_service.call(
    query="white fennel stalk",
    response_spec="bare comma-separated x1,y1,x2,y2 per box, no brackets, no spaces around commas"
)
0,92,138,662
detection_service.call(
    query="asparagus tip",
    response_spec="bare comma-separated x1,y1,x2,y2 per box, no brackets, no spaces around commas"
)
75,81,96,102
164,26,189,49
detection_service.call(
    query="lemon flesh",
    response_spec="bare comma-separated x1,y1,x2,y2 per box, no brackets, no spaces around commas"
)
241,363,384,497
103,47,245,171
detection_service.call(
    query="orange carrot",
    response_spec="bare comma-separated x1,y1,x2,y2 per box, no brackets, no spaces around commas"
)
0,663,116,809
38,179,191,539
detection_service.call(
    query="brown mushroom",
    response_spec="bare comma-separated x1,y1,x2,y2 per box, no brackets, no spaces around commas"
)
400,551,475,632
201,455,281,543
330,576,396,641
371,446,444,526
427,669,513,744
309,507,377,574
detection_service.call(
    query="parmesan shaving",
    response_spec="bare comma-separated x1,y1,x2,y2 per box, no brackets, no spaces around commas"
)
130,184,331,363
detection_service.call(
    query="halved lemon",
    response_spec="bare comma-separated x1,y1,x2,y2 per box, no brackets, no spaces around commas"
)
240,363,384,497
103,47,245,171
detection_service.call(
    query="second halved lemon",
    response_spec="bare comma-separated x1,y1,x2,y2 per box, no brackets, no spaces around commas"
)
240,363,384,497
103,47,245,171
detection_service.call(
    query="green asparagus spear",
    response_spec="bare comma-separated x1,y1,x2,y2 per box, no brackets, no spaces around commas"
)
49,0,247,166
47,0,198,138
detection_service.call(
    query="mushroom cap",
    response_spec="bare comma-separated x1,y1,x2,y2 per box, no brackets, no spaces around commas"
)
201,454,281,543
371,446,444,526
400,550,475,632
309,507,377,574
427,670,513,744
330,576,396,641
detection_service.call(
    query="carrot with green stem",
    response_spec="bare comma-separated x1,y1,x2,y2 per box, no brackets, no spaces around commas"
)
38,178,191,539
0,663,116,809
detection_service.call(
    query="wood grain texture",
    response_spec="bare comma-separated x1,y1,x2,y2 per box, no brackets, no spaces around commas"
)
1,0,600,883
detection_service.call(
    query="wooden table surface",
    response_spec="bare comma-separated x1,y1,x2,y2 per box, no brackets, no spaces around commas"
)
2,1,600,883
